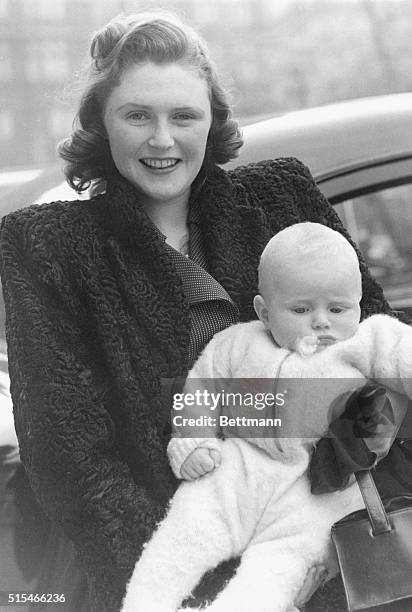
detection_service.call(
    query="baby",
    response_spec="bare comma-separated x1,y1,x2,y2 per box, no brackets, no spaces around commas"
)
122,223,412,612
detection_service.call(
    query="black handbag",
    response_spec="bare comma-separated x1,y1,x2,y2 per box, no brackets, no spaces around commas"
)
331,470,412,611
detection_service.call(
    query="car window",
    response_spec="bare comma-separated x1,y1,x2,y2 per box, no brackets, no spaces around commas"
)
334,183,412,309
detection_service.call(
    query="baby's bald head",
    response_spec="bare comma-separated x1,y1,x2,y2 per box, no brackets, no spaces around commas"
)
258,222,362,301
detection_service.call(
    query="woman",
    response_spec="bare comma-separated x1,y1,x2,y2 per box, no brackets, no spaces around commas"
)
0,11,410,612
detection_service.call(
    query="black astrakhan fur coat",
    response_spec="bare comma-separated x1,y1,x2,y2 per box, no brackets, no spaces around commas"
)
0,158,408,611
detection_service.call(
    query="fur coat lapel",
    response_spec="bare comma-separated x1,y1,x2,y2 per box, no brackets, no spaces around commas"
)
100,165,272,378
200,165,272,321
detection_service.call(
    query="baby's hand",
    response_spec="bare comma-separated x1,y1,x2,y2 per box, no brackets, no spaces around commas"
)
180,447,221,481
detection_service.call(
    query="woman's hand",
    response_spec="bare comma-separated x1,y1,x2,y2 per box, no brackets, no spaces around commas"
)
180,447,221,480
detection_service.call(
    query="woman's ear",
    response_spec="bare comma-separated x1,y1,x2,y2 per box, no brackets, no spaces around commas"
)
253,294,269,329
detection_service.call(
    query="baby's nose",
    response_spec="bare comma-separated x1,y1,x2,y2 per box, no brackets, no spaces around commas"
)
312,311,330,329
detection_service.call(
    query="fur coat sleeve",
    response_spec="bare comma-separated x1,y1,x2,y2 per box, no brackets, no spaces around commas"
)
0,210,167,611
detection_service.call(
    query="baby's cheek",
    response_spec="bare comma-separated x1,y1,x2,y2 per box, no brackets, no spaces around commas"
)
340,316,360,339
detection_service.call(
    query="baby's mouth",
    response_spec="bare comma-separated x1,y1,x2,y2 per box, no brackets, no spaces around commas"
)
317,335,336,346
140,158,180,169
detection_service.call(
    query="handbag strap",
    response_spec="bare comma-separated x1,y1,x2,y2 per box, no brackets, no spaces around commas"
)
355,471,391,535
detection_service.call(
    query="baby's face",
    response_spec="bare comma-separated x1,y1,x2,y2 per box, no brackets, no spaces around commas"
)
255,259,361,351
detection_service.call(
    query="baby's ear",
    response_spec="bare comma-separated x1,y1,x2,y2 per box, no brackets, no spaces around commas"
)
253,294,269,329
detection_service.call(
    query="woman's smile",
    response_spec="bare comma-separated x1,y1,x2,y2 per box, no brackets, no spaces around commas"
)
140,157,181,170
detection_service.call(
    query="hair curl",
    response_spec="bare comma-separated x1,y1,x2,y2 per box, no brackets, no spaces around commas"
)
58,11,243,193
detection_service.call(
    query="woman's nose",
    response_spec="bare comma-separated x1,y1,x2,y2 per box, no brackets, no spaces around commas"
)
148,121,174,149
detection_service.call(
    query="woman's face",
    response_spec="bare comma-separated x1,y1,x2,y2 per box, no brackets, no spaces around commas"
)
103,61,212,210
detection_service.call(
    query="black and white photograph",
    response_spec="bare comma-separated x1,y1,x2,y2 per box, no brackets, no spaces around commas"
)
1,1,412,611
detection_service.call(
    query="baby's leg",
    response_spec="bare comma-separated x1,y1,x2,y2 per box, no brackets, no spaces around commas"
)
202,474,363,612
121,480,233,612
200,539,313,612
122,439,262,612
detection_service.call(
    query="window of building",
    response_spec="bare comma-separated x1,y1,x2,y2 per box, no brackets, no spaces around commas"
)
26,41,69,81
0,42,12,80
0,111,14,140
23,0,65,20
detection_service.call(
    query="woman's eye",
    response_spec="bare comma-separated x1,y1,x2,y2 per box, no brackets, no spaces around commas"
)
127,111,149,122
174,113,193,121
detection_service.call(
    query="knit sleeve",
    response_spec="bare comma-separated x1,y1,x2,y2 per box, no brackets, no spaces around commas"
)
167,437,220,478
0,211,165,612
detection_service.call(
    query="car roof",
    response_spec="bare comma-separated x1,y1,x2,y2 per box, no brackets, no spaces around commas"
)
228,93,412,181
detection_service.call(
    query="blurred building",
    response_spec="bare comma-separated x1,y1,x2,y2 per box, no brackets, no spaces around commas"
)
1,0,410,169
0,0,121,168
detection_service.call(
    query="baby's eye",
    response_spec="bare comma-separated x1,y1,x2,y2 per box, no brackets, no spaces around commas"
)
293,307,308,314
330,306,344,314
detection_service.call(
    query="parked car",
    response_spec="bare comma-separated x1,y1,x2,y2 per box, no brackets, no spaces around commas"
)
230,92,412,309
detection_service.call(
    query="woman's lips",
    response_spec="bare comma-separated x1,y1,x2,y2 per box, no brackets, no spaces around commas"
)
140,158,180,169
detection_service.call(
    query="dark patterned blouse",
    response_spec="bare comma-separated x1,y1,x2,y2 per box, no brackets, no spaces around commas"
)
160,198,240,367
